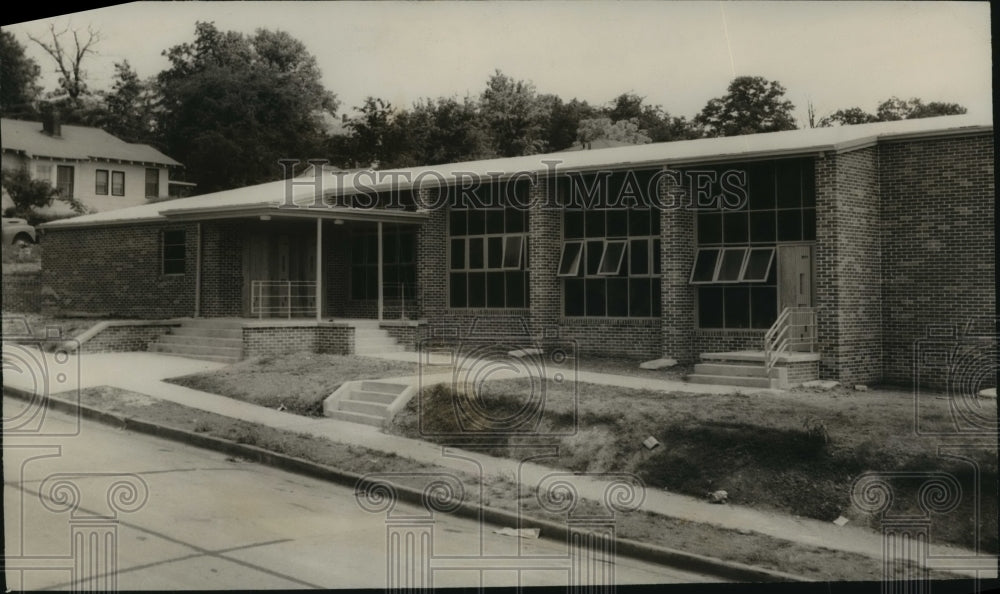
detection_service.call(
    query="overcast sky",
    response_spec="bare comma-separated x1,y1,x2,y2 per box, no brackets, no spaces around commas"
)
3,1,992,125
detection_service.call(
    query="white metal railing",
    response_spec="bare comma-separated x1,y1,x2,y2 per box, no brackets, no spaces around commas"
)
250,280,317,319
763,306,817,372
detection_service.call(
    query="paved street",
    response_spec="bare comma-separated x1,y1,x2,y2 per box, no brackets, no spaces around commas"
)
3,397,718,589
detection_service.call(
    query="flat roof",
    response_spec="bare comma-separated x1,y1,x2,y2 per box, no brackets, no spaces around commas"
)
41,114,991,230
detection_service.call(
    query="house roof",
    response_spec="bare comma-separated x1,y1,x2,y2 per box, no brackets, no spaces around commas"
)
1,118,182,167
41,113,991,230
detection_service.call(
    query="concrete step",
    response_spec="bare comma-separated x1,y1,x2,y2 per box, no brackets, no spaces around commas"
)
149,342,242,359
157,334,242,348
693,363,769,378
350,389,398,405
170,326,243,339
340,399,390,417
146,348,240,364
359,381,409,395
687,374,773,389
326,409,385,427
356,345,405,354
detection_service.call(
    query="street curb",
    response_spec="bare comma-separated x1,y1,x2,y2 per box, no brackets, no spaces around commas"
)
4,387,809,583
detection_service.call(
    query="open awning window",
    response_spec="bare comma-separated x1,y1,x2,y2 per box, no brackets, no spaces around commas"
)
557,241,584,276
689,246,775,284
597,240,627,275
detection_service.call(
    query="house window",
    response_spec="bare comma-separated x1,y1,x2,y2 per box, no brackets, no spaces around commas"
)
95,170,109,195
145,168,160,198
448,180,530,309
688,158,813,329
111,171,125,196
35,162,53,182
560,170,662,318
56,165,74,197
350,225,417,300
162,230,186,275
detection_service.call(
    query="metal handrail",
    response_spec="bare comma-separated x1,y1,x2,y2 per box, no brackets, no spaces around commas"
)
250,280,317,319
763,307,817,372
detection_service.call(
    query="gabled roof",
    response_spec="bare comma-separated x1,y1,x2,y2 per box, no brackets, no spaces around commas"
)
1,118,182,167
41,114,991,230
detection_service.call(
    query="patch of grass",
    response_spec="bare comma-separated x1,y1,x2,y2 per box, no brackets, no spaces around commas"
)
166,351,419,417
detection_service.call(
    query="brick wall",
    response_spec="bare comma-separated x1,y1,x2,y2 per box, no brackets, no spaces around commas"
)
3,270,41,312
41,222,197,318
560,317,661,358
694,330,766,354
200,221,244,317
242,323,353,357
879,133,995,390
380,321,426,351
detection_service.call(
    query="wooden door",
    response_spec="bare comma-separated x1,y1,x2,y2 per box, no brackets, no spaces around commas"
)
778,244,813,349
243,230,271,316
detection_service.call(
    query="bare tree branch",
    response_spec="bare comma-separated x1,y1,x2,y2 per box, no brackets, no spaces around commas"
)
28,23,101,101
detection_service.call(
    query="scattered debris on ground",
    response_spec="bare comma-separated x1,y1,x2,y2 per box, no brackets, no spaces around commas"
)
642,436,661,450
708,490,728,504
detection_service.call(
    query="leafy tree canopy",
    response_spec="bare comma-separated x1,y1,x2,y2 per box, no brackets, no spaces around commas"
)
694,76,797,137
0,31,42,118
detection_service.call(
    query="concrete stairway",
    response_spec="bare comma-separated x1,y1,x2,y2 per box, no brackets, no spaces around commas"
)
147,319,243,364
687,352,786,390
323,380,414,427
352,322,405,355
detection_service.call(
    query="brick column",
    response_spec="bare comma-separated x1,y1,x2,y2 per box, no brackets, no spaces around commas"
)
528,180,561,343
416,187,448,325
660,172,695,363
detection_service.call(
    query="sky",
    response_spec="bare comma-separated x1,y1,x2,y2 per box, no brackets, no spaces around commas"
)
2,1,993,125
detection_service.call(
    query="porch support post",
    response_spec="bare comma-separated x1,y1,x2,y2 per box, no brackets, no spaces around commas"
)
377,221,384,321
194,222,202,317
315,218,323,321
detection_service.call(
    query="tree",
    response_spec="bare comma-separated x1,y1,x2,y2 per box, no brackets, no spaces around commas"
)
479,70,548,157
341,97,408,169
28,24,101,106
1,167,87,219
542,96,598,152
694,76,797,137
819,97,968,127
405,96,490,165
576,117,651,148
156,22,339,192
0,31,42,118
819,107,878,127
100,60,155,144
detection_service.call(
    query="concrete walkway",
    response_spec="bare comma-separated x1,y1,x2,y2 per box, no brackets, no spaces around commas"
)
2,344,994,579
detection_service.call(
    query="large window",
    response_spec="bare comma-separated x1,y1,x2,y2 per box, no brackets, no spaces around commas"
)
350,225,417,300
560,170,662,318
56,165,74,198
162,230,186,275
111,171,125,196
145,168,160,198
690,158,814,329
448,180,530,309
95,169,109,195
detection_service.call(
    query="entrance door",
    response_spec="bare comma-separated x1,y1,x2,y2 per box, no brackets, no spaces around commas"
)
778,244,813,350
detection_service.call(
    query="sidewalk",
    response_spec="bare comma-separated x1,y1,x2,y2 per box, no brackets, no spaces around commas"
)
3,345,995,579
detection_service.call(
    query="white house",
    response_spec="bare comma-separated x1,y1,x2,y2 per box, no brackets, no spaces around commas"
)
1,116,192,217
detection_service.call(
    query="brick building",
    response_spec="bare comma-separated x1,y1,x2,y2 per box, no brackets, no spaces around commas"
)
38,115,995,390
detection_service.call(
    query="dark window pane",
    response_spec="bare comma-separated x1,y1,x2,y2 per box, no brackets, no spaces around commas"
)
450,239,465,270
585,210,605,237
506,271,526,307
164,230,185,245
698,288,724,328
382,233,398,263
630,239,649,275
503,235,523,269
585,278,606,316
628,209,651,236
365,234,378,264
505,208,526,233
598,241,626,275
449,210,467,235
351,235,366,265
743,248,774,282
697,212,722,244
585,240,604,275
564,210,584,239
775,160,802,208
750,287,778,329
802,208,816,241
802,160,816,207
651,210,661,235
748,164,775,210
558,242,583,276
606,209,628,237
486,272,505,307
749,211,776,243
468,238,484,269
652,239,661,274
383,265,398,287
164,260,185,275
164,245,186,260
723,211,749,244
486,209,504,234
651,281,662,315
487,237,503,268
467,272,486,307
629,278,651,317
691,249,719,283
607,279,628,316
365,267,377,298
564,279,585,316
777,210,802,242
450,272,467,307
399,233,416,263
351,268,366,299
725,287,751,328
716,248,746,282
468,210,486,235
